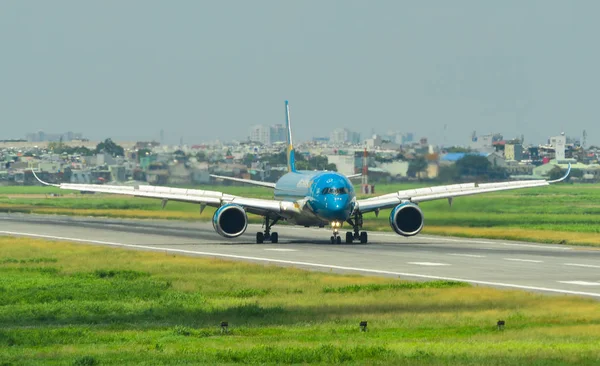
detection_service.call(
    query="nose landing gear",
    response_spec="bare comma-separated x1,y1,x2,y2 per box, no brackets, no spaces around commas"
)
330,221,342,244
327,215,368,244
330,233,341,244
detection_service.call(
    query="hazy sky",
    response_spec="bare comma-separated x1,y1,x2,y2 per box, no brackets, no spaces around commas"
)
2,1,599,146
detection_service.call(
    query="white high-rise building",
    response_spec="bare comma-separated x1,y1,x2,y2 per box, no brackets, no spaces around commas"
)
550,133,566,161
250,125,271,145
249,124,288,145
470,133,502,153
330,128,360,144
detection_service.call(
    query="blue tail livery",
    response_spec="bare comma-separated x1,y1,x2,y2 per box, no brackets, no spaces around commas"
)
285,100,296,173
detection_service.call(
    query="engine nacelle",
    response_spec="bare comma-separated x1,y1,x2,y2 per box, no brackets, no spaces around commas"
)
389,202,424,237
212,204,248,238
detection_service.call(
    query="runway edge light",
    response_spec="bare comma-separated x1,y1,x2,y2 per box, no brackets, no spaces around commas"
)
221,321,229,334
360,321,368,332
497,320,505,331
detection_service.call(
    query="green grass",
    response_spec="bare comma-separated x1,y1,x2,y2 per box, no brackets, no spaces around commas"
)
322,281,468,293
1,183,600,245
0,185,65,195
1,237,600,365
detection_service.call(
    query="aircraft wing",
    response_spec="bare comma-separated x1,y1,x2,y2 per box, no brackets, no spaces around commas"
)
209,174,276,188
31,170,298,217
345,173,362,179
356,164,571,214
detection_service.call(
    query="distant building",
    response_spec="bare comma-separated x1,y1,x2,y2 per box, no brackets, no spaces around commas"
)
168,163,191,185
550,134,566,161
470,133,502,153
249,125,271,145
109,165,126,182
270,124,287,144
378,161,409,178
326,154,355,175
381,131,396,144
134,141,160,150
440,151,506,168
330,128,360,144
487,151,506,168
312,136,330,143
365,134,382,149
426,162,439,179
71,170,92,184
250,124,287,145
505,143,523,161
384,131,415,145
25,131,83,142
505,161,535,176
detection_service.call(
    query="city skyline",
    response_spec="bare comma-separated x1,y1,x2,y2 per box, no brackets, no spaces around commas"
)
9,127,591,151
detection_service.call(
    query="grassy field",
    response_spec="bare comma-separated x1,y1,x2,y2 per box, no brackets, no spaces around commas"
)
1,236,600,365
1,183,600,245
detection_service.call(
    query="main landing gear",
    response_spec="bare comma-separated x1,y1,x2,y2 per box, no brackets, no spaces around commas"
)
344,213,368,244
256,216,279,244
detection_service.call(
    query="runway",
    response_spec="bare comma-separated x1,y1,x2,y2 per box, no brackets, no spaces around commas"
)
1,213,600,298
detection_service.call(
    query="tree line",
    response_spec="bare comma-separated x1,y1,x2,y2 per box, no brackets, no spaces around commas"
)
47,138,124,157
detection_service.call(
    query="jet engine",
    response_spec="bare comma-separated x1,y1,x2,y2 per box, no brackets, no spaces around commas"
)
212,204,248,238
389,202,424,237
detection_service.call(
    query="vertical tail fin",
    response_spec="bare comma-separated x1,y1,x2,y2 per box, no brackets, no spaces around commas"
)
285,100,297,172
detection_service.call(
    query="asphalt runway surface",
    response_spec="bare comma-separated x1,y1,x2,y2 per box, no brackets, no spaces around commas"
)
1,213,600,299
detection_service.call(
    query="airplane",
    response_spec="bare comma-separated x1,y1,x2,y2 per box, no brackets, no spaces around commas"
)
31,101,571,244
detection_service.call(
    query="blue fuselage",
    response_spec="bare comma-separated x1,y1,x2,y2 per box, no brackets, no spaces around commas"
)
274,171,355,224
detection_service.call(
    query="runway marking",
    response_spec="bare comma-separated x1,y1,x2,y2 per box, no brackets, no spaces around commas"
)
449,253,486,258
558,281,600,286
407,262,450,266
499,243,570,250
564,263,600,269
253,225,572,251
0,231,135,246
412,235,572,250
503,258,543,263
2,230,600,298
264,248,297,252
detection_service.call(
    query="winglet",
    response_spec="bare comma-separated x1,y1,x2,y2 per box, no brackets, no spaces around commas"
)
548,163,571,183
285,100,297,173
30,169,59,187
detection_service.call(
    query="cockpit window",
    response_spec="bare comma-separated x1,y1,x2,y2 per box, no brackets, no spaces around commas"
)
322,187,348,195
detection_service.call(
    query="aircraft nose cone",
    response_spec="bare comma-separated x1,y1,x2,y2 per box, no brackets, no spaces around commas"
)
332,200,345,210
327,196,348,209
322,195,351,219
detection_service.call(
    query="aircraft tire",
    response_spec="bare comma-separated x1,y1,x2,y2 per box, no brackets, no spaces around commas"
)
345,232,353,243
360,231,368,244
271,232,278,243
256,232,264,244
